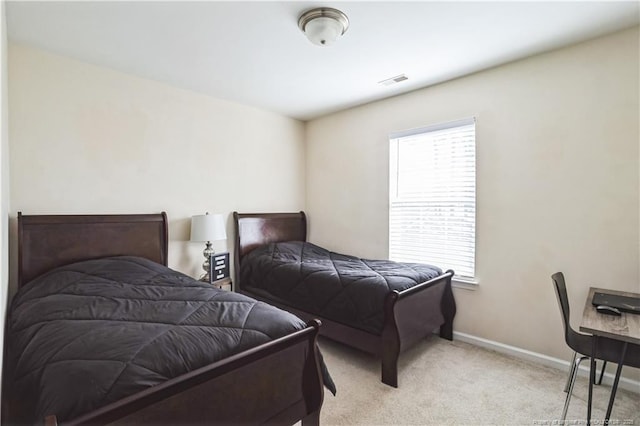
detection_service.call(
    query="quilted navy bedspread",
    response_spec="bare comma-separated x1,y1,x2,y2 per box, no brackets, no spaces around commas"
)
240,242,443,335
6,256,316,423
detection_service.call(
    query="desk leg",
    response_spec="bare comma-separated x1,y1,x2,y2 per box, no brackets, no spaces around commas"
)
587,338,596,425
605,341,628,422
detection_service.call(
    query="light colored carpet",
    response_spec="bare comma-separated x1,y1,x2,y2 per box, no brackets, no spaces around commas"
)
318,336,640,425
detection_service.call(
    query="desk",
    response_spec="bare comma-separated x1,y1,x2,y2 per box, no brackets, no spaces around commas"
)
579,287,640,424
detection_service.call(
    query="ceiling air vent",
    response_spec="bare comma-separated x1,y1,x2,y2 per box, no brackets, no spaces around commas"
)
378,74,408,86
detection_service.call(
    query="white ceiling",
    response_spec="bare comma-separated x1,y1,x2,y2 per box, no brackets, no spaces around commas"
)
6,1,640,121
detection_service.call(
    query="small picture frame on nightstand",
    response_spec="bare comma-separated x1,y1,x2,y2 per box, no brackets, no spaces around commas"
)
208,252,231,290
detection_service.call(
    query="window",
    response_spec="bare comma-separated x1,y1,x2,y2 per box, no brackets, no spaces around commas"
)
389,117,476,280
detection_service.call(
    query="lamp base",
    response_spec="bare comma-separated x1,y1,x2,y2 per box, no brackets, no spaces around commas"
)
201,241,215,284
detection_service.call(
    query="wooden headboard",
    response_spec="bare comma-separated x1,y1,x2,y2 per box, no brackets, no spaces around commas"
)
233,212,307,291
18,212,169,287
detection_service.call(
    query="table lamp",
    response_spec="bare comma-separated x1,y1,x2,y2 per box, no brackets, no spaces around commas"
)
190,212,226,282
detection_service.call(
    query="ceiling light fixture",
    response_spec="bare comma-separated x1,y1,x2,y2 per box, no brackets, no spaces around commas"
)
298,7,349,47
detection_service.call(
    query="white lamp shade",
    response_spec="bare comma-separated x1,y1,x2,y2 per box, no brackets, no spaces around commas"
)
190,213,226,242
305,16,343,46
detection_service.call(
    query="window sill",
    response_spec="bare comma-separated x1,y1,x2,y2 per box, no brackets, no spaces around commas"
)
452,277,478,291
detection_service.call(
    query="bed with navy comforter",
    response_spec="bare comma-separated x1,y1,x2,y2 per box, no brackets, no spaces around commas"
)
234,211,456,388
5,256,334,424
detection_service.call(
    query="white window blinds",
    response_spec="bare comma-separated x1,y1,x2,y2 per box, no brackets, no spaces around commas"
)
389,117,476,279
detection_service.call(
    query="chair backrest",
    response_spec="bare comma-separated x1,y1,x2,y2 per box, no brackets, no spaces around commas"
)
552,272,572,343
552,272,591,354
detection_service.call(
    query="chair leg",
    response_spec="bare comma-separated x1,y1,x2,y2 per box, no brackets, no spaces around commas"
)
562,355,588,421
598,361,607,385
564,352,578,392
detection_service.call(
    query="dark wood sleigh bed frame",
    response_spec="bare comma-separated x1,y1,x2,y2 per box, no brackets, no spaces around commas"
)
3,212,325,426
233,211,456,388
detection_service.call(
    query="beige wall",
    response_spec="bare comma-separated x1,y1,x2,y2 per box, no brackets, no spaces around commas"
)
8,43,306,293
306,27,640,363
1,0,10,415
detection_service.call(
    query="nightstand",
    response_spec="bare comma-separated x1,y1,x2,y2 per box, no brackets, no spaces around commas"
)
212,277,232,291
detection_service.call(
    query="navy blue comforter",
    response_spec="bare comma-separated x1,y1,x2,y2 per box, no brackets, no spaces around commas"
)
240,242,443,335
6,256,327,423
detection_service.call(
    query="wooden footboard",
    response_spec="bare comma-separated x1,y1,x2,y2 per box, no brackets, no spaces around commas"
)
381,270,455,387
395,269,456,345
41,320,324,426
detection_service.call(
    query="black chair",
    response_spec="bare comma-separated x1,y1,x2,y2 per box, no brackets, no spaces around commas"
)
551,272,640,420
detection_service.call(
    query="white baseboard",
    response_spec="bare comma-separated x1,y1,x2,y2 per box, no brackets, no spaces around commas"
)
453,331,640,394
